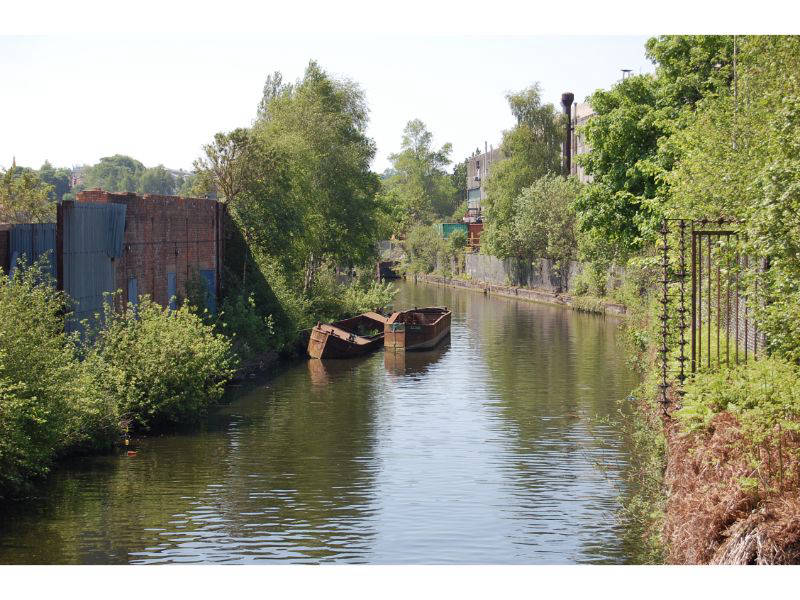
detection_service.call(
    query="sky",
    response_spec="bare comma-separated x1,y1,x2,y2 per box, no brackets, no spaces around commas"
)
0,34,655,174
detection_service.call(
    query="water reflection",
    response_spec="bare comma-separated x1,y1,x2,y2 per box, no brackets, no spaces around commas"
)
383,339,450,377
0,280,641,564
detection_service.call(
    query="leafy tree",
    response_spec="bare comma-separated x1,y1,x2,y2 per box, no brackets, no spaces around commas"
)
511,175,581,288
666,35,800,361
575,74,667,265
38,161,72,201
252,61,381,293
644,35,735,108
482,83,563,256
384,119,456,231
82,154,145,193
450,158,467,218
0,162,55,223
194,129,252,204
575,35,735,267
138,165,177,195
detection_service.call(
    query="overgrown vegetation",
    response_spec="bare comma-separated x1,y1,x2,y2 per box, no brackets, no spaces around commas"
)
573,35,800,563
88,296,236,431
401,224,467,277
192,61,397,359
0,262,236,500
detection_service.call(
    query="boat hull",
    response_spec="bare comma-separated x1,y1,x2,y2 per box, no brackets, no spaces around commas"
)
307,312,388,359
384,307,451,351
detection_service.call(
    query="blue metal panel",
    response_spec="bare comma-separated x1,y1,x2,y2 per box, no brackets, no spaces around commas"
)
128,277,138,308
167,272,177,310
62,202,127,333
200,269,216,315
8,223,56,279
105,204,126,258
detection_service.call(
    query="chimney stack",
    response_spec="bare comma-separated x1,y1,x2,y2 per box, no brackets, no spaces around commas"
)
561,92,575,177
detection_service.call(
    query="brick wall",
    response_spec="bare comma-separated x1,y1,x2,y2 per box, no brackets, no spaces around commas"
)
76,190,222,310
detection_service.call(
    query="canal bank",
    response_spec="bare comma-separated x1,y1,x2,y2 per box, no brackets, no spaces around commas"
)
410,272,627,316
0,279,644,564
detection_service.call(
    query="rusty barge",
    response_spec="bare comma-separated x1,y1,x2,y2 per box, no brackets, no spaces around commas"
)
384,307,451,351
307,312,388,359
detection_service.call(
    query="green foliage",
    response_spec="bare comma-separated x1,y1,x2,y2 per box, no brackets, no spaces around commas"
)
666,36,800,361
403,224,446,274
219,292,276,359
0,262,116,499
644,35,735,108
79,155,181,196
198,60,394,356
383,119,456,233
576,36,735,267
0,163,55,223
37,161,72,201
138,165,177,195
678,358,800,438
484,174,581,290
81,155,145,193
251,61,382,292
90,296,236,431
571,263,608,298
575,75,668,262
482,84,563,257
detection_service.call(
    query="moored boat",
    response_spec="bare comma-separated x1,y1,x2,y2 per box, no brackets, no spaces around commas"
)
307,311,388,359
384,306,451,351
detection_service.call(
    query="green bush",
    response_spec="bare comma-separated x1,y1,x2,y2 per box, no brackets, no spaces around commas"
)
677,358,800,439
571,263,608,297
91,296,236,431
0,263,117,499
219,292,277,360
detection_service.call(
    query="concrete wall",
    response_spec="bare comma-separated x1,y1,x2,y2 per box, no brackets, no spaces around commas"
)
466,253,584,292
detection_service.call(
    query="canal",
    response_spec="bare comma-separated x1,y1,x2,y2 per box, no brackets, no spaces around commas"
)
0,280,642,564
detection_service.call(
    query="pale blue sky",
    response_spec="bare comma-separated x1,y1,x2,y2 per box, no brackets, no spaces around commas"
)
0,34,654,173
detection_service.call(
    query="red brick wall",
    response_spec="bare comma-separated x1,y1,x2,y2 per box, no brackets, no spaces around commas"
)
76,189,221,308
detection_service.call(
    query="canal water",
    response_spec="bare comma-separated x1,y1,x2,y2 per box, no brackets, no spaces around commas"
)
0,280,642,564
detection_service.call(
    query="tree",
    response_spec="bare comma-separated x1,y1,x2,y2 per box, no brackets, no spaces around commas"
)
82,155,145,193
666,36,800,361
450,158,467,219
194,129,252,204
511,175,580,288
250,61,381,293
384,119,455,232
575,35,735,267
0,162,55,224
482,83,563,257
138,165,177,195
38,161,72,201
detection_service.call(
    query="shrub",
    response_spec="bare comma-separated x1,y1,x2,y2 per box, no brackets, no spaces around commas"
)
404,225,446,273
219,292,277,360
91,296,236,431
677,358,800,437
0,263,116,498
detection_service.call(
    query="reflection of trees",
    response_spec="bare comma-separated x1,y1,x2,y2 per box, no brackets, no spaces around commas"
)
470,294,642,563
0,356,383,564
0,430,235,564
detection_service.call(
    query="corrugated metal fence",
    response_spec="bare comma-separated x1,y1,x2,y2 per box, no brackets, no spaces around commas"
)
8,223,57,279
61,202,126,332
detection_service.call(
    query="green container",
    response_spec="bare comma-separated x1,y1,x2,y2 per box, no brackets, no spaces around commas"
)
434,222,468,238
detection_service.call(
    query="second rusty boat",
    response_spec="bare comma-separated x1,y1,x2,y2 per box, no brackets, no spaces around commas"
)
384,306,451,351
